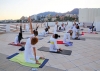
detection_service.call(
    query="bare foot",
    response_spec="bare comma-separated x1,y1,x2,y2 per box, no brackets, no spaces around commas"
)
59,48,62,51
57,50,61,53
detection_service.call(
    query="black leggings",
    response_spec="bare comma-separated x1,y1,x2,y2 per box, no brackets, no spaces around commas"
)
18,36,22,43
20,26,22,33
18,26,23,43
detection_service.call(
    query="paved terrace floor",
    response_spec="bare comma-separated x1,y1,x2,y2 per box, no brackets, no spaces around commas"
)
0,27,100,71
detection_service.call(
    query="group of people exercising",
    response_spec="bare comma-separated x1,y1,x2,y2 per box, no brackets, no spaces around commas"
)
12,17,82,65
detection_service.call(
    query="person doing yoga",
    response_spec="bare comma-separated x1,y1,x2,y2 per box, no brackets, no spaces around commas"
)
54,21,59,34
24,17,44,65
63,29,71,43
38,27,49,37
49,34,62,52
14,32,23,44
59,23,65,30
72,24,79,39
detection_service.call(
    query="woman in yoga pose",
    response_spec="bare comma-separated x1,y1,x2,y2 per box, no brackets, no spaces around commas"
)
49,34,62,52
59,23,65,30
26,24,29,32
63,29,72,45
24,17,44,65
13,23,24,45
14,32,23,44
46,26,53,34
88,25,94,33
72,24,79,39
76,24,80,38
38,26,53,37
54,21,59,34
38,28,48,37
8,23,24,46
38,26,50,37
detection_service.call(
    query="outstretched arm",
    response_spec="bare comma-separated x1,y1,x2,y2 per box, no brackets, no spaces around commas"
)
33,47,41,64
28,17,33,34
33,47,37,61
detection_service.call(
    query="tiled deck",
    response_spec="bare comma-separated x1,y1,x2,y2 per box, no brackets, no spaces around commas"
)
0,27,100,71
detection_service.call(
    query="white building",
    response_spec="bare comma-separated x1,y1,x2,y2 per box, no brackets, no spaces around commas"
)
69,14,74,17
79,8,100,31
79,8,100,23
52,17,56,21
65,14,70,17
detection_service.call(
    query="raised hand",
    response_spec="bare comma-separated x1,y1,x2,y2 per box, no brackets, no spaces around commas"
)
28,16,31,22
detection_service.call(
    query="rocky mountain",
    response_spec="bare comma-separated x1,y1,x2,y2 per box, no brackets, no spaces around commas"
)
69,8,79,14
34,8,79,17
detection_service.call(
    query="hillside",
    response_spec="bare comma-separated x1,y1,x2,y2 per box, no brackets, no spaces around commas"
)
33,8,79,17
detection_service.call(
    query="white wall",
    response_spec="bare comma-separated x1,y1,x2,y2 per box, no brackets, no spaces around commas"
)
94,17,100,31
79,8,100,23
95,16,100,22
95,22,100,31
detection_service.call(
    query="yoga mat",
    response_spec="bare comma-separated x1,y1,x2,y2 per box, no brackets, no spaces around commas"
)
38,35,50,37
23,37,30,39
8,42,25,46
57,41,65,44
7,53,19,59
7,53,49,68
71,38,86,41
80,29,84,30
57,30,64,32
23,37,43,40
65,42,73,46
57,41,73,44
82,32,98,34
48,41,73,46
8,43,22,46
57,41,73,46
38,47,72,55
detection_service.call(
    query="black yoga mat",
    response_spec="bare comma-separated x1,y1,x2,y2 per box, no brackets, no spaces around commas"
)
57,30,64,32
38,47,72,55
71,38,86,41
23,37,43,40
38,35,50,37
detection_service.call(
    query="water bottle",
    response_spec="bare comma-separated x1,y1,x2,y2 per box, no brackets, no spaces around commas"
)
32,68,38,71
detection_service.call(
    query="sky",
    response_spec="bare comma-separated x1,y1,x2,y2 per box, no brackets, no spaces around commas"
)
0,0,100,20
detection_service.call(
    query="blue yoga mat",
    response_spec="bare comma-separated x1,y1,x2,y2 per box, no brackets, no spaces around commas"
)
7,53,19,59
65,42,73,46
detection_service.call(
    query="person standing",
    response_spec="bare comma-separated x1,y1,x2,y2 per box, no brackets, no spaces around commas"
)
54,21,58,34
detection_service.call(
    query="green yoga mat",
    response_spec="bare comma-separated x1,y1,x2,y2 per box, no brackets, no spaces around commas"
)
9,53,45,68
